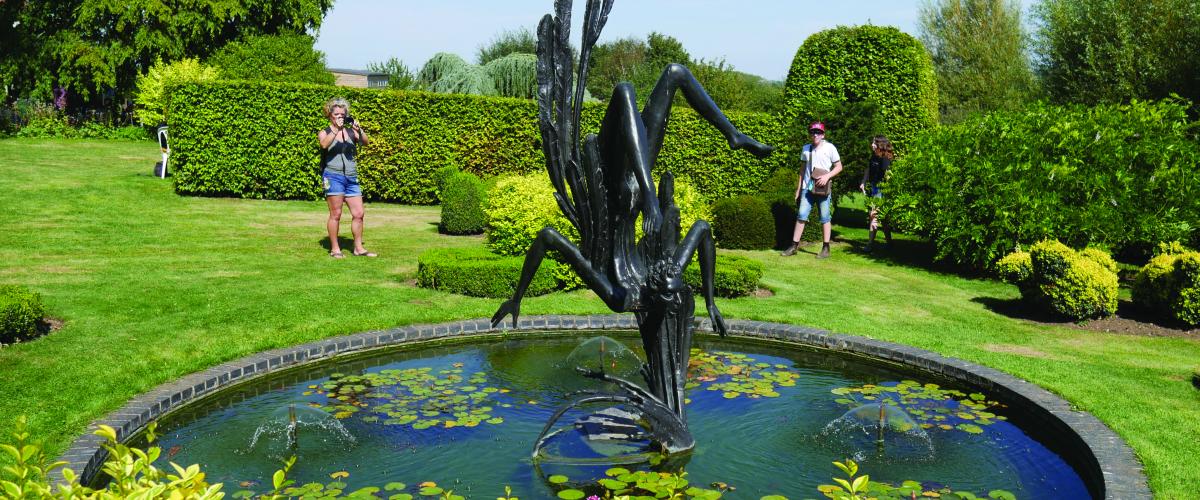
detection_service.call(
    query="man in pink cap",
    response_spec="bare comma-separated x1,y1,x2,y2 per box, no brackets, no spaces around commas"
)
781,121,842,258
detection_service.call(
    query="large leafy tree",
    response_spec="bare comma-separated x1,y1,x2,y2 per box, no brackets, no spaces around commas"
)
919,0,1037,122
1034,0,1200,106
207,33,333,85
367,58,417,90
0,0,332,104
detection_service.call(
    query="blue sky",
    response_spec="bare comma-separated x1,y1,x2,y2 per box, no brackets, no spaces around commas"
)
315,1,1035,82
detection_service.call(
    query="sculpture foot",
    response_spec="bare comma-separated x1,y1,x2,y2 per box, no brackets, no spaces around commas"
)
729,133,774,158
491,300,521,328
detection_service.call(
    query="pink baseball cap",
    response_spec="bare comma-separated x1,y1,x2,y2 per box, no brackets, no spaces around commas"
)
809,122,826,133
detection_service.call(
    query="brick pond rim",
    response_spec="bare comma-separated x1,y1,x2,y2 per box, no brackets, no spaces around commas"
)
55,315,1150,499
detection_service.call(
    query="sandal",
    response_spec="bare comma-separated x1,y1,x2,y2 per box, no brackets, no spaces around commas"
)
330,251,345,259
352,250,378,257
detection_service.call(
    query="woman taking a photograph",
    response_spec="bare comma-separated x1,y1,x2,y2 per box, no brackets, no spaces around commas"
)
318,97,376,258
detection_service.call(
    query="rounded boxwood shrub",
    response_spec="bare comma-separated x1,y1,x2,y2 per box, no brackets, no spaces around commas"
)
1132,251,1200,326
416,247,558,298
712,195,774,250
683,254,764,298
995,250,1034,297
1028,240,1118,320
1079,247,1118,275
484,173,580,256
440,172,487,235
1,285,45,344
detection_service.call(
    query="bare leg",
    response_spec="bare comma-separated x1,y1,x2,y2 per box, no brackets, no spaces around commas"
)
492,227,630,328
791,221,807,244
641,63,773,160
346,196,368,253
671,220,727,336
326,195,345,255
598,83,661,232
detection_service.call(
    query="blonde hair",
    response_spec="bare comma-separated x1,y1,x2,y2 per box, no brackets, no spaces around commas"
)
323,97,350,119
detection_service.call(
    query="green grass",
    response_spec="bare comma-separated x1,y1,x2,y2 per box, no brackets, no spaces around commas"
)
1,138,1198,498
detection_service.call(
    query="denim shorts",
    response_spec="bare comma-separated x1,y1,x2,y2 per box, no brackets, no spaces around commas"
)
797,189,832,224
323,172,362,197
866,183,883,198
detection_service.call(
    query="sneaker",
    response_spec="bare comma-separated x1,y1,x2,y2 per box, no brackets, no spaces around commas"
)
816,243,831,259
780,242,800,256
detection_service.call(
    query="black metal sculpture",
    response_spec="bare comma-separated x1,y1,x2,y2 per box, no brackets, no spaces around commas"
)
492,0,773,457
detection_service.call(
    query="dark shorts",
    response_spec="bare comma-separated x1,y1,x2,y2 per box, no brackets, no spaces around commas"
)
323,172,362,197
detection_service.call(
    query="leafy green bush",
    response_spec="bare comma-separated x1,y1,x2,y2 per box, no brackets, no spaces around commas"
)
994,250,1033,296
416,247,557,298
1134,251,1200,326
1028,240,1118,320
711,195,774,250
1079,247,1118,275
683,254,764,298
1154,240,1192,257
168,80,786,203
433,165,460,200
14,115,75,138
484,173,580,256
783,25,938,152
0,285,45,344
134,58,220,126
440,172,487,235
885,99,1200,269
206,33,334,85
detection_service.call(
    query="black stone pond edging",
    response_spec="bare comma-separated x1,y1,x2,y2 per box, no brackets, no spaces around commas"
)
56,315,1150,499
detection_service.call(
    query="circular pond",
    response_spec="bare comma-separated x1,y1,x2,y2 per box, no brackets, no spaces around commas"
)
144,332,1089,499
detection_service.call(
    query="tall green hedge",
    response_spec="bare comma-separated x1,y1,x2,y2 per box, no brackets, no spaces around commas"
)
168,81,786,204
885,99,1200,269
783,25,938,152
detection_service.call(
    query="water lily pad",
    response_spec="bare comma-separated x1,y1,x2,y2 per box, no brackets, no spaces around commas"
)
556,489,585,500
547,475,569,484
418,486,443,496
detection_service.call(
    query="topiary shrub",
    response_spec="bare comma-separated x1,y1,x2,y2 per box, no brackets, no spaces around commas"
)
0,285,46,344
711,195,774,250
1131,251,1200,326
416,247,558,298
1078,247,1118,275
433,165,460,201
683,254,765,298
995,250,1034,296
439,172,487,235
1027,240,1118,320
783,25,938,153
484,173,580,256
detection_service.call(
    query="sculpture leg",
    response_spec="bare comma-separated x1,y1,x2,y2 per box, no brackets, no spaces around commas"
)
672,220,728,336
641,63,773,160
598,82,662,232
491,227,629,328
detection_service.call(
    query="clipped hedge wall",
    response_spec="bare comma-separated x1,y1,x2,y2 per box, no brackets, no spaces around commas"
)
440,172,487,235
0,285,45,344
168,80,786,204
712,195,774,250
887,99,1200,269
683,254,764,298
1132,248,1200,326
783,25,938,152
998,241,1118,321
416,247,558,298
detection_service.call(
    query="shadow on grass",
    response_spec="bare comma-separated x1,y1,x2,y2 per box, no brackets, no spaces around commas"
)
971,296,1070,324
972,295,1200,336
318,236,358,253
843,236,988,279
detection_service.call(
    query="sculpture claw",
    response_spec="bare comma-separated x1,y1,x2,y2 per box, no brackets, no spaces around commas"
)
709,307,728,337
492,300,521,328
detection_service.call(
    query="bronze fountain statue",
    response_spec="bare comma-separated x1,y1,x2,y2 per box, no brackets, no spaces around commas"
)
492,0,774,458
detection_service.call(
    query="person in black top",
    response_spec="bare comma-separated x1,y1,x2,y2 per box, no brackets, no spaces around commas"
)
318,97,374,258
859,135,893,252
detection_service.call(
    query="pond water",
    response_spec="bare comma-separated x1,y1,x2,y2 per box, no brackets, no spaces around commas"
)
146,333,1089,499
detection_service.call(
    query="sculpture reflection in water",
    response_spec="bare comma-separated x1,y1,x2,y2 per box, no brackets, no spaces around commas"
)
491,0,773,459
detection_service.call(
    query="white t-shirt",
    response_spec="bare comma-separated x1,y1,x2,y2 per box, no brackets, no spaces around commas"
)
802,141,840,190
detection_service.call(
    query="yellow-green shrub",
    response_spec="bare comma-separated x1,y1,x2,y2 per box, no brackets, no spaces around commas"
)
484,173,580,257
1132,251,1200,326
1000,241,1118,320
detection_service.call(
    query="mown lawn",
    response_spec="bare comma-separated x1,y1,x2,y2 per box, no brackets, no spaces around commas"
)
1,138,1197,498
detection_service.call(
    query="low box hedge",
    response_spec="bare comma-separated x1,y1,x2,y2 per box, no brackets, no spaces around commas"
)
0,285,45,344
683,254,765,298
416,247,558,298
